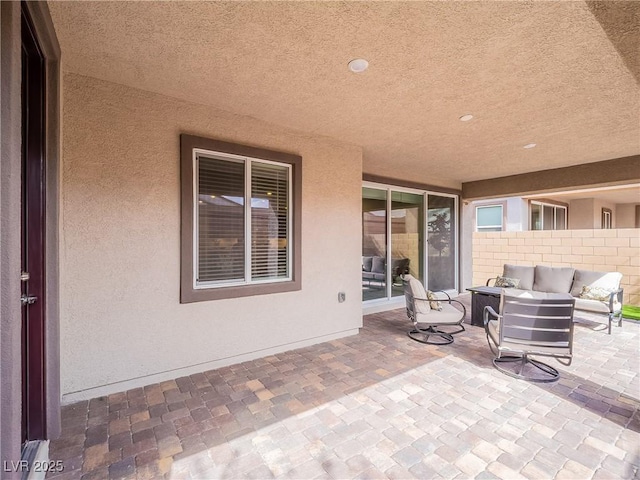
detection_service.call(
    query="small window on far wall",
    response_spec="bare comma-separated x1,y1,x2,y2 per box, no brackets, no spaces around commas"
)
476,205,503,232
530,201,567,230
602,208,612,229
180,134,301,303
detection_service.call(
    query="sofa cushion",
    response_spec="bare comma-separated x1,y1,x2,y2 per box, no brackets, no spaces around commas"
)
503,264,535,290
502,288,574,302
533,265,575,293
362,256,373,272
372,256,385,274
574,297,620,314
494,275,520,288
570,269,622,298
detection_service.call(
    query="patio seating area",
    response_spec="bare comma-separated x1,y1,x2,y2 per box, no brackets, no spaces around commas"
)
48,296,639,480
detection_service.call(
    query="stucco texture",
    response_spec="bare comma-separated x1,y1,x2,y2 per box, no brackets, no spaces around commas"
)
60,73,363,399
49,1,640,186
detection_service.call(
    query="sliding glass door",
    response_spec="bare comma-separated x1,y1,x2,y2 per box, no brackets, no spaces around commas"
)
362,188,387,301
427,194,456,291
362,184,458,303
391,191,424,297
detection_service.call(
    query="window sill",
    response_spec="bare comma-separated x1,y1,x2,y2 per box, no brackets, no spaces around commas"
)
181,279,301,303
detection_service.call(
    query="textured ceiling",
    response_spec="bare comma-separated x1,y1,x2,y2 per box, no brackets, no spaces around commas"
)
48,1,640,187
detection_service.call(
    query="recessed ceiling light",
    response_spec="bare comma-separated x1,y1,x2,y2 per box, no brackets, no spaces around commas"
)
523,143,537,149
348,58,369,73
459,114,474,122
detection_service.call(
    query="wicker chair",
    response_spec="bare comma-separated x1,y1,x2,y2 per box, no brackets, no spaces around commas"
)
484,289,575,383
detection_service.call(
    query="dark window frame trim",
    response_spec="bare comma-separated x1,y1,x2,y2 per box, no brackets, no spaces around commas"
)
180,134,302,303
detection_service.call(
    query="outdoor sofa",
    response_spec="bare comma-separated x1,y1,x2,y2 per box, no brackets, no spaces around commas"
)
362,256,410,286
487,264,623,334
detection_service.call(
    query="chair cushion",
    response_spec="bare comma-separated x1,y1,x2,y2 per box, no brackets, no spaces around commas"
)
404,274,430,315
532,265,575,293
570,269,622,297
503,264,535,291
362,256,373,272
494,275,520,288
416,303,464,325
372,256,386,274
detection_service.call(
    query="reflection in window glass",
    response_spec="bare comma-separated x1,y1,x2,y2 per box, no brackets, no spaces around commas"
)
391,191,424,298
531,203,542,230
543,205,554,230
362,188,387,302
556,208,566,230
531,201,567,231
428,195,455,291
476,205,503,232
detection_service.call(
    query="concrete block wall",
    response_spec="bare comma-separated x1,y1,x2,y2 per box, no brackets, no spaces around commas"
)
472,229,640,306
391,233,420,277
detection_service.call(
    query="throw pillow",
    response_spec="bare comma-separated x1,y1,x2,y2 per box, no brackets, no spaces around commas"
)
579,285,614,302
494,276,520,288
362,256,373,272
426,290,443,311
372,256,386,274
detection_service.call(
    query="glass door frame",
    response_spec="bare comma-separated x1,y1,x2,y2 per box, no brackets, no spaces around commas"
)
425,192,459,296
362,181,459,304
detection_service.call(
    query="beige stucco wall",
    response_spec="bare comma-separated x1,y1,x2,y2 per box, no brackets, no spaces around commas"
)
472,229,640,306
616,203,639,228
60,73,363,401
594,199,616,228
568,198,595,229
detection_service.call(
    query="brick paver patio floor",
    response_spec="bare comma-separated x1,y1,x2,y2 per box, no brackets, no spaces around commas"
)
49,296,639,479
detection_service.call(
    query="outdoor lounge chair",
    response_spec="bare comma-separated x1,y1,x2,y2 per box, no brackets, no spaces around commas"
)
402,274,466,345
484,289,575,383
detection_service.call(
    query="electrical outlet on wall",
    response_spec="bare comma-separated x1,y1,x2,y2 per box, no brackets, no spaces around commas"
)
338,292,346,303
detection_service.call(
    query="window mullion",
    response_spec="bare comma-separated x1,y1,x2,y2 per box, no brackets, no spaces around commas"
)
193,153,200,288
287,165,292,279
245,159,252,284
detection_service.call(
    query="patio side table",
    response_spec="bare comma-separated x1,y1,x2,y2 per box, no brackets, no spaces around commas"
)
466,286,502,327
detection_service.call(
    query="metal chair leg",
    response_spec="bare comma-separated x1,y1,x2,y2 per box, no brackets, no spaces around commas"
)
492,354,560,383
408,326,454,345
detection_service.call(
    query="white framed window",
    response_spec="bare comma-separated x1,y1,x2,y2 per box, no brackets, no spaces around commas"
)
602,208,612,229
194,150,291,288
181,135,301,303
530,201,567,230
476,205,503,232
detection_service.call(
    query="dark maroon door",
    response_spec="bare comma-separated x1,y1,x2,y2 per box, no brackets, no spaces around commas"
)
21,3,47,441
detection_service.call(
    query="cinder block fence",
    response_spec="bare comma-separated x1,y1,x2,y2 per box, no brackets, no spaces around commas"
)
472,229,639,306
